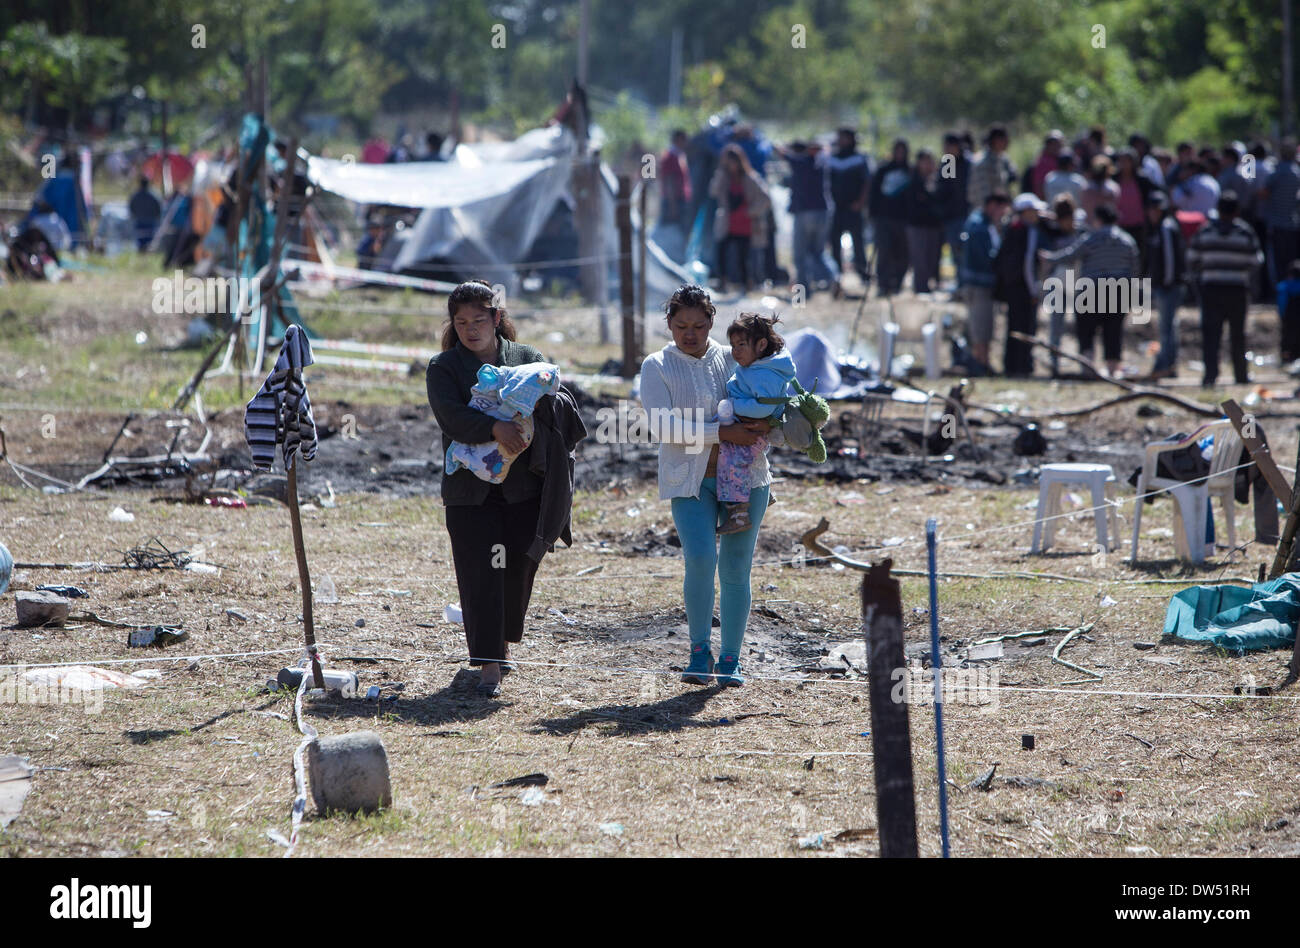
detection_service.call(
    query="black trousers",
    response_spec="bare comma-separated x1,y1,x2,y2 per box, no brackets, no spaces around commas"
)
1003,290,1038,376
717,233,750,287
1200,283,1250,385
1076,310,1124,363
874,217,909,295
445,488,542,666
829,206,868,280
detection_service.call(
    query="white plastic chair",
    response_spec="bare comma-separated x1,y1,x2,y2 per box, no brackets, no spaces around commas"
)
1129,419,1242,565
1030,463,1120,554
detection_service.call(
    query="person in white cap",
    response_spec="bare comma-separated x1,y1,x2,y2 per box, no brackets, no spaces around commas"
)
995,193,1047,376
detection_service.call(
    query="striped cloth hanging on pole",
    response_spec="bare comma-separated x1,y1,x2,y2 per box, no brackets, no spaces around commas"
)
244,324,318,470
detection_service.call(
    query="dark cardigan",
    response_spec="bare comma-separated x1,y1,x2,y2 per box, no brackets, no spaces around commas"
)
426,337,546,506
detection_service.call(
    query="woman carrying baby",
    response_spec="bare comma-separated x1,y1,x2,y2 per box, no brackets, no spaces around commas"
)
426,280,547,696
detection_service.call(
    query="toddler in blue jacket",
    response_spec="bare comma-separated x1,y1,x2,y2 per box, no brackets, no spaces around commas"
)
717,313,797,534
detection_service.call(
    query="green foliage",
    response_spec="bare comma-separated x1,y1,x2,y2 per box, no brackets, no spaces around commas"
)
0,0,1290,148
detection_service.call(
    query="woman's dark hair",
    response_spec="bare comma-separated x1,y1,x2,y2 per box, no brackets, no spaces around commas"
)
441,279,516,351
663,283,716,323
720,142,754,177
1052,193,1077,222
726,312,784,357
1094,202,1119,225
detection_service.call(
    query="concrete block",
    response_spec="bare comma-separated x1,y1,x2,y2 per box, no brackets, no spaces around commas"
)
307,731,392,815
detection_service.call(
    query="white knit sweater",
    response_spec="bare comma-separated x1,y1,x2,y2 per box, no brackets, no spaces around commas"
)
639,339,771,500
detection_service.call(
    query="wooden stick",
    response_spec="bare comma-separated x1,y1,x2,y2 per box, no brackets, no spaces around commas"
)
1009,332,1221,418
285,462,325,689
1025,390,1224,420
1221,398,1291,501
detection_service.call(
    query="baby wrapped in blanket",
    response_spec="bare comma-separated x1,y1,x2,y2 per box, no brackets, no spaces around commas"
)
445,361,561,482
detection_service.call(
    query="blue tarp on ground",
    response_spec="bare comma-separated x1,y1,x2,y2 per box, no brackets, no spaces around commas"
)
1163,573,1300,653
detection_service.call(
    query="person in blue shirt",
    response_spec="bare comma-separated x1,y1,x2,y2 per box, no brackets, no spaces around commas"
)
778,140,841,298
25,155,89,249
827,127,873,287
1277,260,1300,364
716,313,796,535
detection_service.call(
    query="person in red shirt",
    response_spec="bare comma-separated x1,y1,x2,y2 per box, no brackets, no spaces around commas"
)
658,130,693,261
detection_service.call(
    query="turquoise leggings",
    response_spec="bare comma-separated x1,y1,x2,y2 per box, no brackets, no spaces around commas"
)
670,477,770,658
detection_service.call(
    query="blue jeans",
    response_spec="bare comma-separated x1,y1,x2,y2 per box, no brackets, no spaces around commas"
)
793,209,840,292
1152,285,1183,371
670,478,770,658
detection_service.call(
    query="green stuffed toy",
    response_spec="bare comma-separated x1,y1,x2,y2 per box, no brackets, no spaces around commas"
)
760,378,831,463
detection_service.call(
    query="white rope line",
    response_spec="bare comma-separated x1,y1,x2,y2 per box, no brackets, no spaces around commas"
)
537,457,1265,582
0,647,301,671
286,656,316,858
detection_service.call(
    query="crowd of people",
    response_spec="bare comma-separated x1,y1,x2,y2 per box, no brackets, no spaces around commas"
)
656,119,1300,386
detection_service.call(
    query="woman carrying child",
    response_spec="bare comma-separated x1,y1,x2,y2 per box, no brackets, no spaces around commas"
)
426,280,553,697
639,284,774,687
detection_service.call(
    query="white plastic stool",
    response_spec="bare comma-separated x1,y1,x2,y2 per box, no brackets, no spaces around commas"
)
1030,463,1120,554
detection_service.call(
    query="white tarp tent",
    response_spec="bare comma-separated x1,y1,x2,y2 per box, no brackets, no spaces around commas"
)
305,125,690,301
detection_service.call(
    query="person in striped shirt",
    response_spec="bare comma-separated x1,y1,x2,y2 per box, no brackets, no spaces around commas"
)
1038,202,1139,377
1186,191,1264,387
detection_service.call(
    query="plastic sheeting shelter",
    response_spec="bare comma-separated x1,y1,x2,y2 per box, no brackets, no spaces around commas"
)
306,126,690,301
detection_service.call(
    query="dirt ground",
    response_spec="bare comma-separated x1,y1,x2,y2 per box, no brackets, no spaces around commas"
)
3,269,1300,857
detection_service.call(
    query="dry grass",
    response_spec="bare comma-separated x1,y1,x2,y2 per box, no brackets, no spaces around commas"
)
3,267,1299,858
1,477,1298,858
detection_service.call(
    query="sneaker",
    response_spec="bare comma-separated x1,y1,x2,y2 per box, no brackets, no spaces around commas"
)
715,653,744,687
717,503,752,535
681,644,715,685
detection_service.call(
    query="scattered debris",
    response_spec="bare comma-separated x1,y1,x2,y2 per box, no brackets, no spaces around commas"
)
967,763,999,791
489,773,549,790
797,833,826,850
276,667,358,697
126,626,189,648
1022,734,1035,750
22,666,150,690
1133,641,1157,651
108,507,136,523
519,787,546,806
1126,733,1154,750
966,641,1004,662
122,537,192,571
35,584,89,599
598,822,624,837
1052,623,1101,684
444,603,463,624
15,590,71,628
225,608,248,623
0,756,34,829
316,573,339,604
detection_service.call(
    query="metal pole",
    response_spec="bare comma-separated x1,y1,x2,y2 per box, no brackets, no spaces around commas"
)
926,518,952,858
1285,0,1295,138
578,0,590,87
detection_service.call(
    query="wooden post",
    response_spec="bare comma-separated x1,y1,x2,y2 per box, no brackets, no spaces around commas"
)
1269,430,1300,581
861,557,919,858
638,179,647,359
1221,399,1290,501
617,175,636,379
160,100,170,199
285,462,325,689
